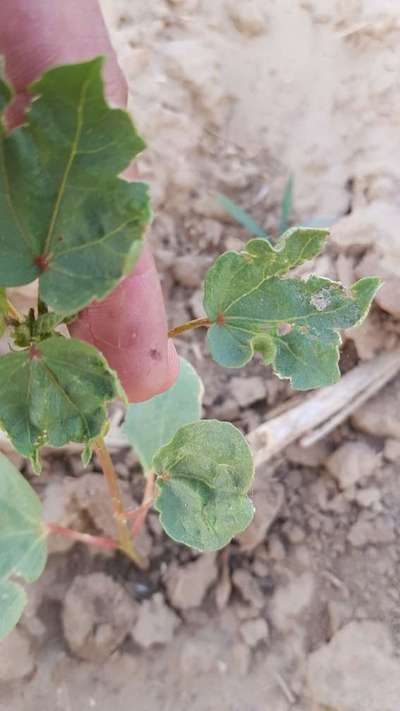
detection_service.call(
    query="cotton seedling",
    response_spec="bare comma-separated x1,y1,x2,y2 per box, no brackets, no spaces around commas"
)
0,58,380,638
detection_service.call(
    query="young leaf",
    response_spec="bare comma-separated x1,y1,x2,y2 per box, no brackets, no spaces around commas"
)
204,229,381,389
205,228,329,313
154,420,254,551
217,194,267,238
123,357,203,472
0,288,7,337
0,453,48,639
12,311,66,347
32,312,66,338
0,336,121,467
0,57,150,313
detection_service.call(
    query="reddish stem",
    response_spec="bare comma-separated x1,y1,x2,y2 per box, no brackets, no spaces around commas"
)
168,317,211,339
47,522,118,551
126,472,155,539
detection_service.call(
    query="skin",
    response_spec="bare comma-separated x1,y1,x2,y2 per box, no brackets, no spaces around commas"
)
0,0,179,402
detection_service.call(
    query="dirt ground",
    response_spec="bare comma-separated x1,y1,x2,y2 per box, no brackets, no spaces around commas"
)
1,1,400,710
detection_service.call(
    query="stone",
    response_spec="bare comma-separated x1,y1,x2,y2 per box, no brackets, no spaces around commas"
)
201,219,223,247
352,377,400,439
236,482,284,552
336,253,355,287
286,524,306,545
231,376,266,407
232,569,264,610
347,519,373,548
355,487,381,509
132,593,180,649
286,441,329,468
227,1,269,37
232,642,251,675
347,515,395,547
330,202,400,257
62,573,138,662
172,255,212,288
179,637,221,675
252,557,269,578
0,629,35,681
240,618,269,648
166,553,218,610
213,396,240,421
327,600,352,636
164,41,224,115
346,314,385,361
271,573,315,631
307,621,400,711
384,438,400,462
325,441,379,489
268,535,286,561
356,251,400,318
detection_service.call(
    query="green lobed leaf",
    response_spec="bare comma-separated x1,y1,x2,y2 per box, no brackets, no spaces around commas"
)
0,57,150,313
123,357,203,472
0,453,48,638
0,335,121,467
154,420,254,551
205,228,329,321
204,228,381,389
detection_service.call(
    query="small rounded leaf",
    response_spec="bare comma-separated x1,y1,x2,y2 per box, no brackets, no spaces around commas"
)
153,420,254,551
123,357,203,472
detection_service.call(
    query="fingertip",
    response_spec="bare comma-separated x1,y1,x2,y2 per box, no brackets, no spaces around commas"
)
123,342,180,404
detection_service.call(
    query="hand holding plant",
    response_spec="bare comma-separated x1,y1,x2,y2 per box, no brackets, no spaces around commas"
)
0,0,380,640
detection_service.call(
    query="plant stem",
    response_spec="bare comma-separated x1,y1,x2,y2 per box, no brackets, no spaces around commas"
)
47,523,118,551
126,471,155,539
93,436,146,569
168,317,211,339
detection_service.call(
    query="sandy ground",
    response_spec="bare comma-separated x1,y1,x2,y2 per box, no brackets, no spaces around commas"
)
1,1,400,710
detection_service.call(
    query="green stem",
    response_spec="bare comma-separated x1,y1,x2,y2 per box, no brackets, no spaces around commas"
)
168,317,211,339
93,436,147,569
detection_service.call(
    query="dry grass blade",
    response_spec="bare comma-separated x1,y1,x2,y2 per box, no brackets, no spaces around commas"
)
248,349,400,468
